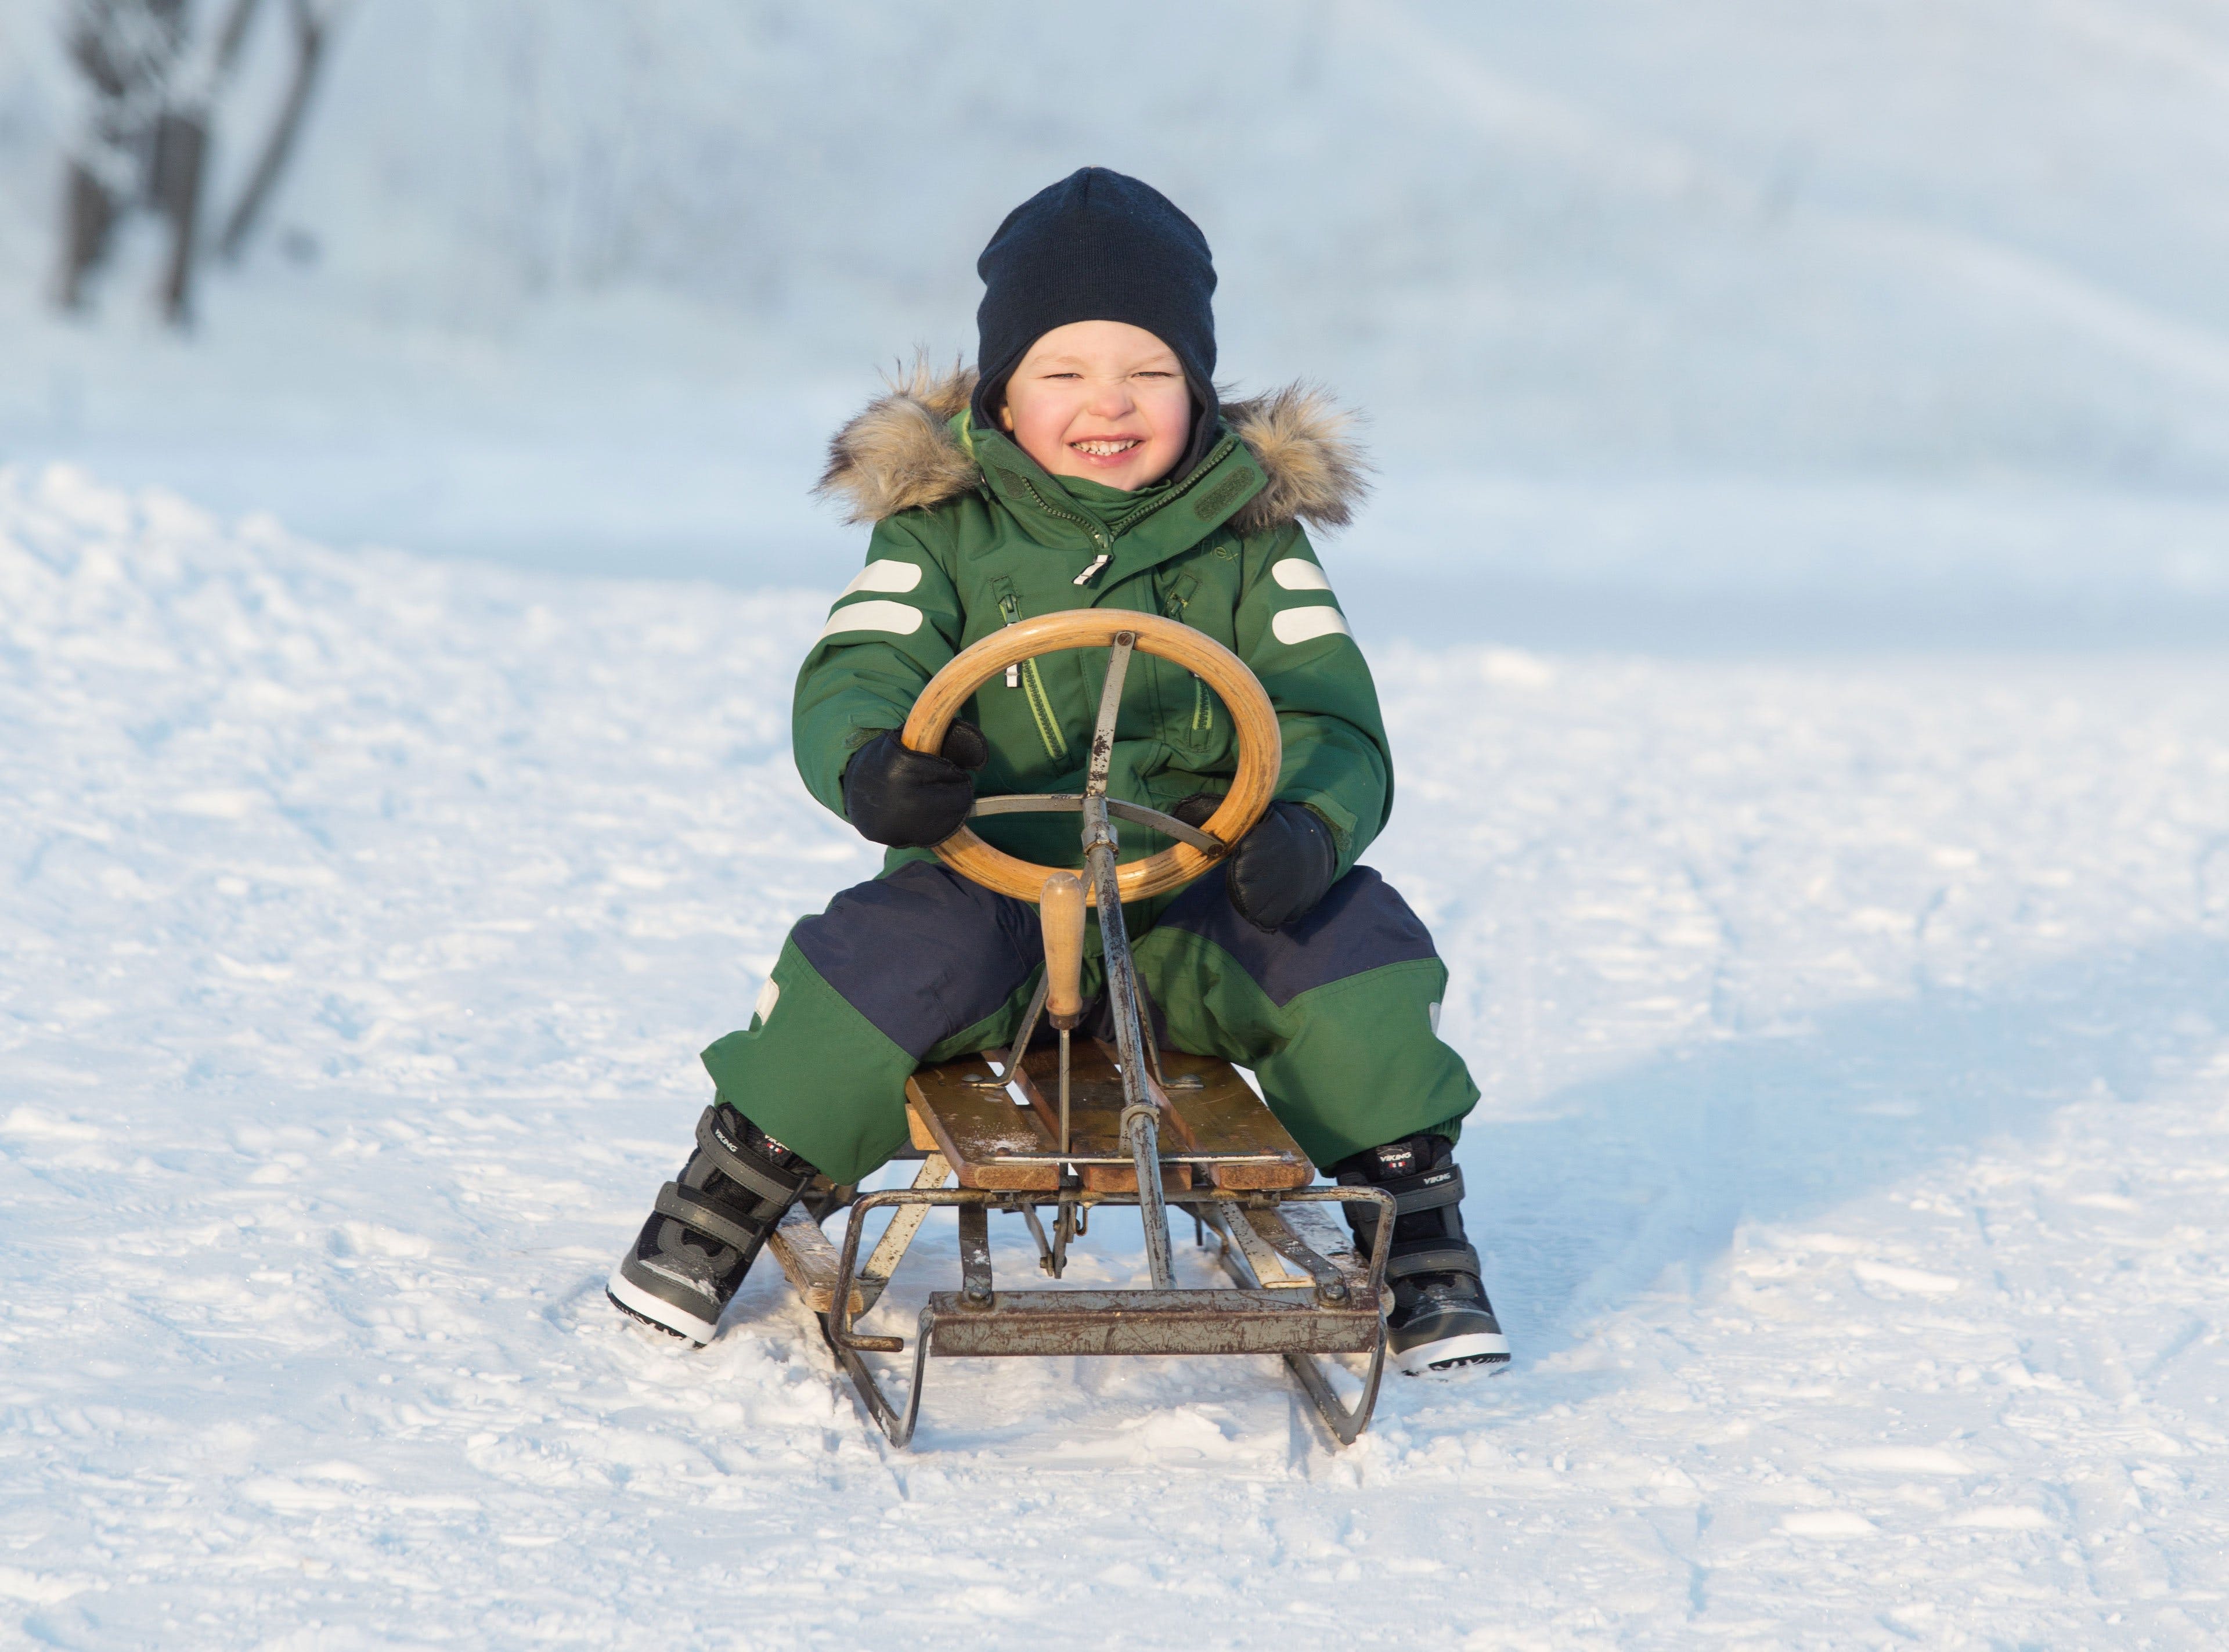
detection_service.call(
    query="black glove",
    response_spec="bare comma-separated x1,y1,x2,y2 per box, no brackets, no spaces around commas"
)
1174,795,1338,931
842,722,989,847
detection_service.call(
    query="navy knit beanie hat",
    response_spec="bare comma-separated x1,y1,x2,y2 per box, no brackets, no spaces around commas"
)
972,167,1221,479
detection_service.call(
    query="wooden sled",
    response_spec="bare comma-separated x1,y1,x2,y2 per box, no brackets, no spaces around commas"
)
764,611,1393,1449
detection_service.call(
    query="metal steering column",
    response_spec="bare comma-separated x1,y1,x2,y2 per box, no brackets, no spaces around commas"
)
1077,633,1176,1290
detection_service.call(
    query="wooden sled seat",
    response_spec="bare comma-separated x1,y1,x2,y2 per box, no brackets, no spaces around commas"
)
904,1042,1312,1194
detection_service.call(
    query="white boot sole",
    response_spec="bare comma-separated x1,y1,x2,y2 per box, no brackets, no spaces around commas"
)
605,1265,718,1346
1394,1328,1512,1376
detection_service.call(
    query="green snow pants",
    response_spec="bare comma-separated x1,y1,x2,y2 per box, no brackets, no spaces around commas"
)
701,860,1479,1185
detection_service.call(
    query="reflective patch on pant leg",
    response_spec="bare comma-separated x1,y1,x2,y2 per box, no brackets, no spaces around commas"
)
1153,865,1439,1007
752,976,780,1027
700,940,918,1186
1249,960,1481,1170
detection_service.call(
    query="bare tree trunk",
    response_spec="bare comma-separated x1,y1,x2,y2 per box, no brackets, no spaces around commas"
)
150,106,208,323
55,0,186,315
212,0,263,71
53,0,342,322
217,0,326,263
57,158,120,309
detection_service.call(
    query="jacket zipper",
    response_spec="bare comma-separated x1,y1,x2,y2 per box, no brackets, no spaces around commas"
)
1007,475,1112,558
998,591,1069,762
1108,433,1238,536
1004,431,1238,574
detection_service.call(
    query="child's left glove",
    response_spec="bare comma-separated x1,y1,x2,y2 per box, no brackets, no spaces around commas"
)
842,722,990,847
1174,795,1338,931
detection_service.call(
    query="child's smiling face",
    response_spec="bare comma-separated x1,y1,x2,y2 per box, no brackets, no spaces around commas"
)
996,320,1193,491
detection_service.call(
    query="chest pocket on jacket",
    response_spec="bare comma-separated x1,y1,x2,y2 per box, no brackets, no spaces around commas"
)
1156,569,1216,751
993,575,1069,763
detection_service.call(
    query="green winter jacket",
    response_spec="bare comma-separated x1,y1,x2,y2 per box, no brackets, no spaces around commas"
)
796,365,1391,907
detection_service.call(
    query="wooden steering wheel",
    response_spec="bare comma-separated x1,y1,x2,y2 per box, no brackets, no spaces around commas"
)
900,611,1282,907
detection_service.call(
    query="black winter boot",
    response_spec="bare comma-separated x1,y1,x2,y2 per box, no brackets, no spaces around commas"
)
607,1103,818,1345
1336,1134,1510,1375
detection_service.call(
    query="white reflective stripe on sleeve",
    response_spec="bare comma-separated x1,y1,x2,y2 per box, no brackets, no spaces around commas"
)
839,558,924,597
1428,1001,1441,1034
1271,558,1333,592
818,599,924,640
1271,605,1352,645
753,977,780,1026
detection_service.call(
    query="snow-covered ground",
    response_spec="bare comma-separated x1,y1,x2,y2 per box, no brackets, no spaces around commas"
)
6,465,2228,1646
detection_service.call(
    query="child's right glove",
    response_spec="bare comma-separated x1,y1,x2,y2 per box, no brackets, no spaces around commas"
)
1174,795,1338,931
841,722,989,847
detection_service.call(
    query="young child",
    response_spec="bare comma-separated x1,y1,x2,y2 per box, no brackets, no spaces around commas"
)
608,168,1507,1376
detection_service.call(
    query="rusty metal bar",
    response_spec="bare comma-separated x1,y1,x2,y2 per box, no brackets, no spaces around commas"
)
969,792,1225,856
1130,968,1168,1093
1018,1200,1058,1276
1051,1164,1079,1275
948,1146,1292,1168
856,1152,950,1311
1076,631,1175,1292
825,1186,982,1446
829,1190,919,1357
1221,1200,1307,1289
969,973,1047,1088
820,1183,1399,1450
1269,1186,1396,1302
1280,1333,1390,1448
1057,1027,1072,1156
1209,1188,1396,1446
1240,1206,1349,1303
827,1307,936,1448
1083,633,1134,800
1121,1098,1174,1290
922,1288,1381,1358
957,1203,993,1306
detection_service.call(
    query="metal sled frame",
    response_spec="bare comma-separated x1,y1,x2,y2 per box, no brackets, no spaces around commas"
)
769,619,1394,1449
781,1167,1394,1449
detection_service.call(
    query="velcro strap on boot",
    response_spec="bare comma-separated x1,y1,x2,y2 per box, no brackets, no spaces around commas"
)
654,1181,770,1255
1384,1243,1481,1282
1388,1164,1464,1215
691,1106,809,1207
1346,1163,1465,1230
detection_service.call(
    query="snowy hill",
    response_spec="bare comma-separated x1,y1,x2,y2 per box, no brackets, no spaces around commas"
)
6,465,2229,1643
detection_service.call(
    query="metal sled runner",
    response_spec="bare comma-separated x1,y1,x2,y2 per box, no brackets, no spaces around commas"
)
765,611,1395,1448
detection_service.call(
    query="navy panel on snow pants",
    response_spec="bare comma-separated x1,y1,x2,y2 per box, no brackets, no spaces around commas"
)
699,860,1481,1184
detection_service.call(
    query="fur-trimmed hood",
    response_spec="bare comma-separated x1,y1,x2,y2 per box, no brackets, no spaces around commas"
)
816,362,1370,535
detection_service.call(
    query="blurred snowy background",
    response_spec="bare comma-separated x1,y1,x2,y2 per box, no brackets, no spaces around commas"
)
6,0,2229,647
